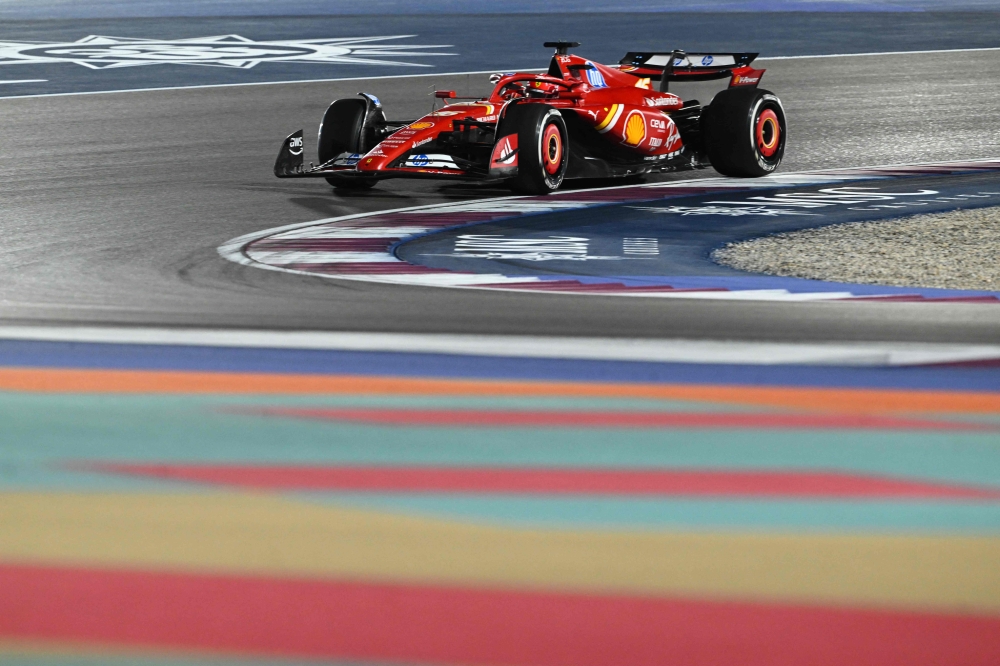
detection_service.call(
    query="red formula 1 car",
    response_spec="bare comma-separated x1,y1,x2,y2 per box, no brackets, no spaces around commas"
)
274,41,786,194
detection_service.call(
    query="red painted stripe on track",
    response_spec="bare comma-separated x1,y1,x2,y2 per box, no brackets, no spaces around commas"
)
247,406,995,431
2,564,997,666
89,464,1000,499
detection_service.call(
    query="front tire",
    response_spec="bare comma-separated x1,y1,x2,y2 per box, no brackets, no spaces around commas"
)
501,104,569,195
703,87,786,177
318,98,381,189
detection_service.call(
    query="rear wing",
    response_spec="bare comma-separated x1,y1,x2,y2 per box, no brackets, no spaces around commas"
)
618,51,764,90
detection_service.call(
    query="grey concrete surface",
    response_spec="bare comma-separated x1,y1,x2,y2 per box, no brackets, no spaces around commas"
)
1,51,999,342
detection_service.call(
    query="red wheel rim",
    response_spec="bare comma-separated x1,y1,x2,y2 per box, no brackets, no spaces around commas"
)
756,108,780,158
542,123,563,175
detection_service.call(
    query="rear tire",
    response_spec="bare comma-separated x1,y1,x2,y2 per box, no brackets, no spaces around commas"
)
703,87,786,177
501,104,569,195
318,98,381,189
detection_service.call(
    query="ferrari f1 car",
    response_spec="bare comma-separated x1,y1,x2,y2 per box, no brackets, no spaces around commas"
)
273,42,786,194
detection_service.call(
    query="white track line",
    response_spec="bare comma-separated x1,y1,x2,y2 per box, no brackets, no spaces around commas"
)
0,325,998,367
3,45,1000,100
0,69,510,101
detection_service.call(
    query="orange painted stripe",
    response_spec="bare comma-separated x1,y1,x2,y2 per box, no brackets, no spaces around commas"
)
0,367,996,414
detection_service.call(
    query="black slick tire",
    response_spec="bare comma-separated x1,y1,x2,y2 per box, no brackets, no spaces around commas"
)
318,98,380,190
501,104,569,195
703,87,786,177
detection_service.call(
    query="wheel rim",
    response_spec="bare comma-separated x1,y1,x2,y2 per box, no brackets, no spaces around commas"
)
542,123,563,176
755,108,780,158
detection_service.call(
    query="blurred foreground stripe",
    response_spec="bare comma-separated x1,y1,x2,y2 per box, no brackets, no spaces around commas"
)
1,492,998,612
1,563,998,666
91,463,1000,499
0,368,997,414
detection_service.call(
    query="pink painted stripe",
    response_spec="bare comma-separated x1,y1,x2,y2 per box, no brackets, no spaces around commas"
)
5,564,999,666
921,296,1000,303
491,282,728,293
87,463,1000,499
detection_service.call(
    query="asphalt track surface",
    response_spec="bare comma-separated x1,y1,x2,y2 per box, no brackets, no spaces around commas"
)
3,50,1000,343
3,1,1000,21
3,13,1000,97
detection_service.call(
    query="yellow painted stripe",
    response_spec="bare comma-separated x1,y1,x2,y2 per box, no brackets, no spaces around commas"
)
1,492,998,614
0,367,997,414
594,104,621,131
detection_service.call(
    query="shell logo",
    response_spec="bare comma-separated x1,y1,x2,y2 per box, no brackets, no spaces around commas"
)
409,121,434,129
623,112,646,146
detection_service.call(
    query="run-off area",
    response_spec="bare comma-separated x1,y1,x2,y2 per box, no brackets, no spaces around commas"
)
394,171,1000,298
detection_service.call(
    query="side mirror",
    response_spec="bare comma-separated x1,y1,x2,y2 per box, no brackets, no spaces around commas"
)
434,90,457,99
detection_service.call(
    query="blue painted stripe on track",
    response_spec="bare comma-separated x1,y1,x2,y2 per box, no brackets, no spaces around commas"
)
1,339,998,391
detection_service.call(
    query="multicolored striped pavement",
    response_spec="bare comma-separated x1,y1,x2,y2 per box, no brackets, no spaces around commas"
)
1,328,999,665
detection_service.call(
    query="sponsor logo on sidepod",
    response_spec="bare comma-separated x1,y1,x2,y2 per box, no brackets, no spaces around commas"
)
584,61,608,88
623,112,646,147
409,121,434,129
595,104,623,133
410,154,430,167
646,97,679,107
